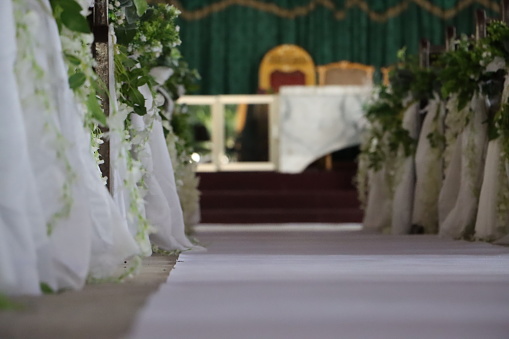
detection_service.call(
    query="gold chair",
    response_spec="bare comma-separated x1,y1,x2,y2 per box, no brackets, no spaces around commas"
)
316,61,375,86
381,66,393,86
315,61,374,170
259,44,316,93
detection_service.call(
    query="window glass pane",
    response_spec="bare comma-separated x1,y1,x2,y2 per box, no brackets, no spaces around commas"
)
224,103,269,163
176,104,213,164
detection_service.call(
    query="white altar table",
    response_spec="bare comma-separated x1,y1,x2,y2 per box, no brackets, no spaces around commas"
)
278,85,372,173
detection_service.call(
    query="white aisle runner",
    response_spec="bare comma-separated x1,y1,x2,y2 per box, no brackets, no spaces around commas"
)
128,226,509,339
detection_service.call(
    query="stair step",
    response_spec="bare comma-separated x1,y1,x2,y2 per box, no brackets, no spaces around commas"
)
200,208,364,223
200,190,360,209
198,169,357,191
197,164,361,223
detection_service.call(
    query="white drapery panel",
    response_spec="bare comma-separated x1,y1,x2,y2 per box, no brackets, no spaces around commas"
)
0,0,198,295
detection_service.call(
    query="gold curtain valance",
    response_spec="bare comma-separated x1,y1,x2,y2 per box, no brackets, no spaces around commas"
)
158,0,500,22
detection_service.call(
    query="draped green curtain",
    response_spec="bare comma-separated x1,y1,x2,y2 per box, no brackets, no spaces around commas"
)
166,0,499,94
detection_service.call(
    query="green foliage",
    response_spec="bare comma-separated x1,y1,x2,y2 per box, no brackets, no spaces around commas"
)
64,53,81,66
496,103,509,162
50,0,109,127
388,50,439,103
111,1,201,157
135,5,181,68
435,23,508,113
152,244,181,256
427,128,446,150
113,3,186,117
0,294,23,311
114,3,181,69
87,92,108,126
170,103,211,158
411,67,440,102
50,0,91,33
40,282,55,294
170,110,195,154
114,46,150,116
437,37,484,110
164,51,201,154
485,21,509,61
68,72,86,90
133,0,148,16
362,21,509,178
163,50,201,100
363,85,416,171
122,4,200,155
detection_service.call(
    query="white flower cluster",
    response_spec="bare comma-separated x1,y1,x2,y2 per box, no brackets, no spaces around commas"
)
109,1,126,25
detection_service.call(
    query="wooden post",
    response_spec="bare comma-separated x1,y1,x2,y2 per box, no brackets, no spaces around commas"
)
502,0,509,23
417,38,444,148
92,0,112,191
476,9,487,40
419,39,430,69
445,26,456,52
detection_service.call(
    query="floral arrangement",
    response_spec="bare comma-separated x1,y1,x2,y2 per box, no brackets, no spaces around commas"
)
109,1,202,240
356,51,419,210
49,0,201,259
485,22,509,142
358,19,509,239
359,22,509,168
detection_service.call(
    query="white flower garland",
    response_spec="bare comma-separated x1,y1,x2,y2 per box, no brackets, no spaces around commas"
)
355,131,371,210
58,13,108,183
14,0,77,235
110,94,154,256
464,93,486,197
443,94,470,170
165,128,201,233
495,73,509,233
420,99,445,233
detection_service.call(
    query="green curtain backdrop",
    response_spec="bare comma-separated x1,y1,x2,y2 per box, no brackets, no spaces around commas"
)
160,0,499,94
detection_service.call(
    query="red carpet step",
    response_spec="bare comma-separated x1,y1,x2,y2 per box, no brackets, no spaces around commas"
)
197,163,363,223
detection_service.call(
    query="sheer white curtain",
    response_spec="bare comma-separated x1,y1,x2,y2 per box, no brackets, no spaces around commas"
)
362,163,392,232
0,0,43,295
136,85,203,252
412,98,444,234
439,94,488,238
391,102,419,234
1,0,161,295
474,75,509,242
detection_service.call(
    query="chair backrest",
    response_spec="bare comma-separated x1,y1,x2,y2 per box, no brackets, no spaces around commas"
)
317,61,375,86
258,44,316,93
475,8,508,41
419,39,445,68
381,67,392,86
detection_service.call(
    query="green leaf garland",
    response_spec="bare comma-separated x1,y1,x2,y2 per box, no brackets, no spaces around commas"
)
50,0,91,33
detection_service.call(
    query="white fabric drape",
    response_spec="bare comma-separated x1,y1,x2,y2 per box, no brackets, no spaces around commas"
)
136,85,202,252
362,166,392,232
439,94,488,238
412,99,444,234
0,0,43,295
14,0,93,291
474,138,509,241
0,0,168,295
391,102,419,234
109,81,153,257
147,119,199,250
474,75,509,242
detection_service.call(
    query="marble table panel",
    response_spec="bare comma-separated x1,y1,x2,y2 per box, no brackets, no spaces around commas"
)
278,85,371,173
